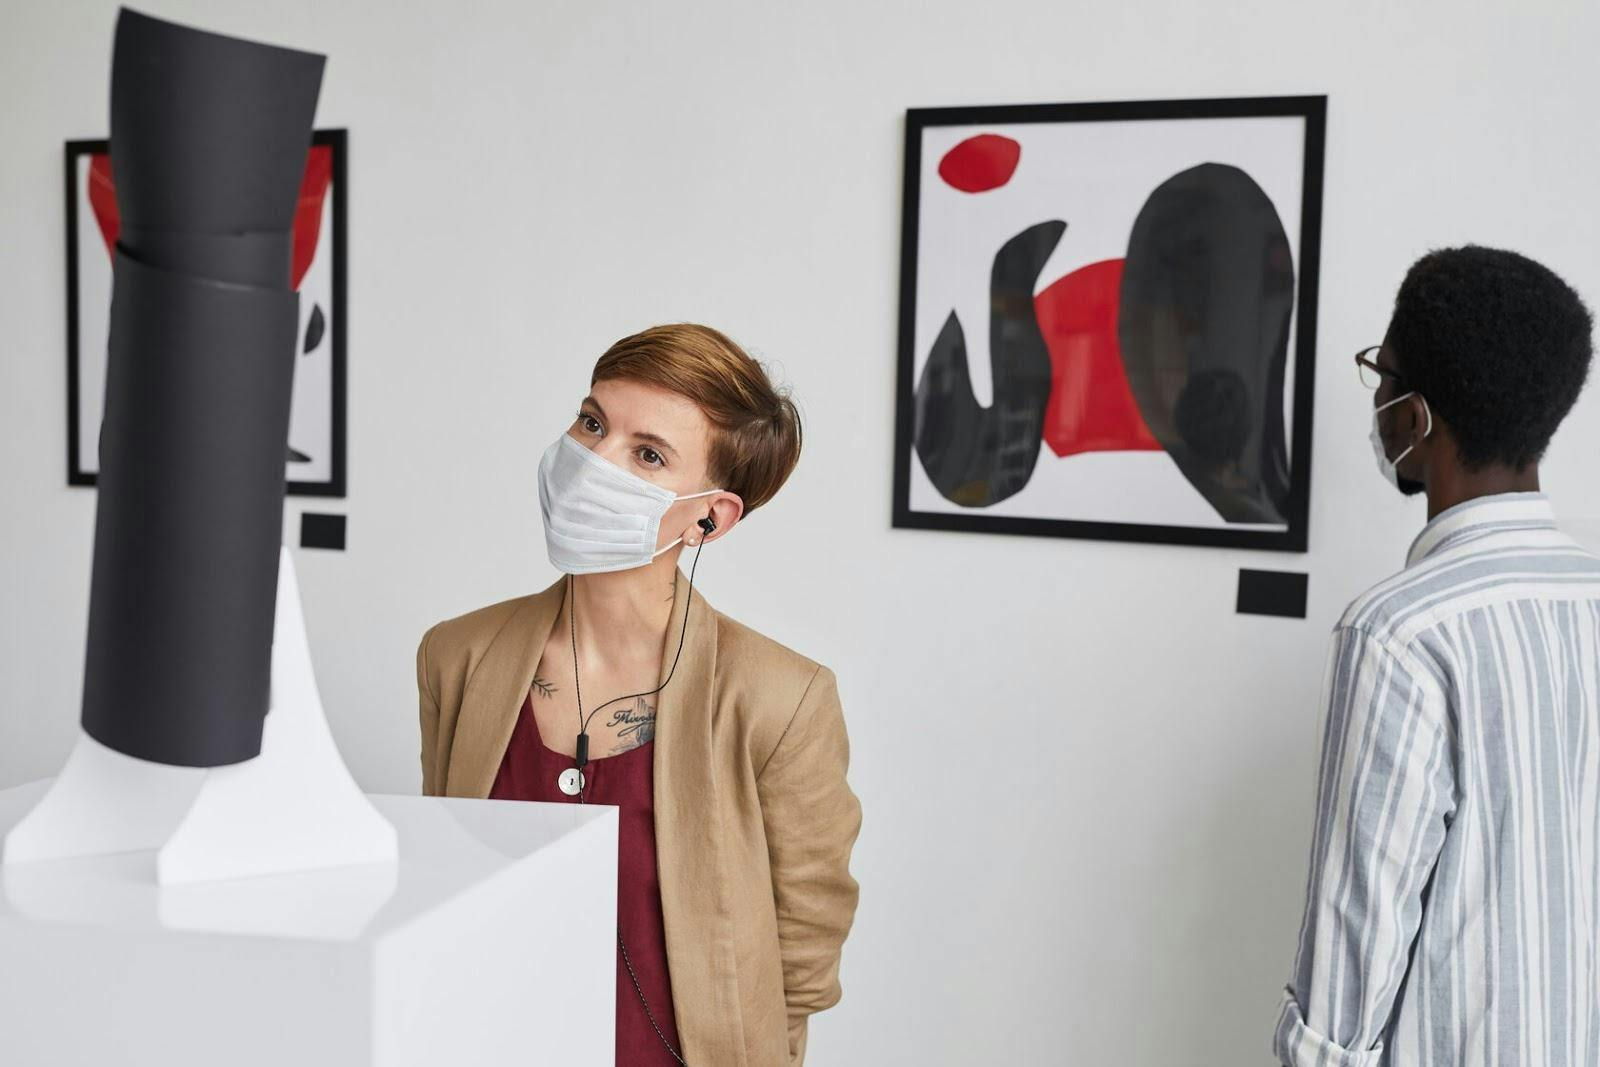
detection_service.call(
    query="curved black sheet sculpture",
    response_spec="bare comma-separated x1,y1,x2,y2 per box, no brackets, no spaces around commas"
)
913,220,1064,507
1118,163,1295,525
79,8,326,766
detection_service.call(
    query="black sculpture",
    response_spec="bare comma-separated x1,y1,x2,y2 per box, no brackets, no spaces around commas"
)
79,8,326,766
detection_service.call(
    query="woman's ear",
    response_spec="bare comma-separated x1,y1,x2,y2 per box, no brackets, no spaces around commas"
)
683,493,744,547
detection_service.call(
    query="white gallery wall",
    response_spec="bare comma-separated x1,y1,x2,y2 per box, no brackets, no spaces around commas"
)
3,0,1598,1062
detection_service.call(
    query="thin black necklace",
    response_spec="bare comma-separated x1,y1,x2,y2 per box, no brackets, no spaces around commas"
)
566,541,703,1067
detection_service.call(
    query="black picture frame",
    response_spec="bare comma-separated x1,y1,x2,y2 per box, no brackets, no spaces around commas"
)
892,96,1325,552
66,127,348,498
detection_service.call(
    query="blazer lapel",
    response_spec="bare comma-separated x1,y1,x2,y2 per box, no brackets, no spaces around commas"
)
444,576,565,798
654,568,749,1064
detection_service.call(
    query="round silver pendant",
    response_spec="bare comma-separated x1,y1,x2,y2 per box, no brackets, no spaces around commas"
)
557,767,585,796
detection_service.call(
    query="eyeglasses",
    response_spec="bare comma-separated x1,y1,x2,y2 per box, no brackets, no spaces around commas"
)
1355,345,1405,390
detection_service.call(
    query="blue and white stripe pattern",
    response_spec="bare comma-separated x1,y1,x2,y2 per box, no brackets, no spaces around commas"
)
1276,492,1600,1066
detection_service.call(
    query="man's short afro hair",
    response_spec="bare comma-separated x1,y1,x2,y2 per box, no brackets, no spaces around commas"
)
1387,245,1593,471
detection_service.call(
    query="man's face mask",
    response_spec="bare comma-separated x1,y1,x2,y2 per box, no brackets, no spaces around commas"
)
1370,391,1431,497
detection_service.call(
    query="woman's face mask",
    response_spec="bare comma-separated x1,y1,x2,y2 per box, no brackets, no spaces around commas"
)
537,432,720,575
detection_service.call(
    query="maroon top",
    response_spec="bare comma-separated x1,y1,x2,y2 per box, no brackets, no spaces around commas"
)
489,691,683,1065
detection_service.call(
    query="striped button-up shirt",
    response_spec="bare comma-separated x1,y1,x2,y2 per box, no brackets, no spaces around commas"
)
1276,492,1600,1066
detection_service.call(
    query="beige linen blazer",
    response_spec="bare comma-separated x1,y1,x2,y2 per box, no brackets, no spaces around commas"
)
416,567,862,1065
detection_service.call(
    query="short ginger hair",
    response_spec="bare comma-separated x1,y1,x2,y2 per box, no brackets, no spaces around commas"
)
591,323,802,515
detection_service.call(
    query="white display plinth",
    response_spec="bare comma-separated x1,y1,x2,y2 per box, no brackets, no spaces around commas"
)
0,779,618,1067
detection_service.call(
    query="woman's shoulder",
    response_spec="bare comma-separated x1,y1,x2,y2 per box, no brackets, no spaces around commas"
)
708,607,845,771
710,606,835,704
420,581,562,667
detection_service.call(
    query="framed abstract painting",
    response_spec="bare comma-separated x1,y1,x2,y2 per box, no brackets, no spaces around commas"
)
893,96,1325,551
66,128,348,497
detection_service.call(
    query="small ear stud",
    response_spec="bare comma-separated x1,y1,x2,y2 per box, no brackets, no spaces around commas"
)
687,537,697,546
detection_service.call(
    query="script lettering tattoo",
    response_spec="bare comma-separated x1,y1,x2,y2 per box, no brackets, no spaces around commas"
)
531,676,558,699
607,698,656,752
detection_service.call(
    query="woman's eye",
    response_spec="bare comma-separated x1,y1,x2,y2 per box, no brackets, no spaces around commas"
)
578,414,602,434
639,448,664,468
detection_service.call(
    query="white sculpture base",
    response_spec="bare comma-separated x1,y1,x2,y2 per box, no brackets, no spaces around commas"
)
1,546,396,884
0,780,619,1066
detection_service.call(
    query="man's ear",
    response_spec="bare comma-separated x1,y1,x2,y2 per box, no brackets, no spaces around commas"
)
1404,392,1435,448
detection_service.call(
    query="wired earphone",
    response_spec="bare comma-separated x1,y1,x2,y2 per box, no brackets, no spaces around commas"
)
564,511,715,1067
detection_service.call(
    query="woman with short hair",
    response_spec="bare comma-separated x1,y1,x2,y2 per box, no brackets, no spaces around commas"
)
417,323,862,1066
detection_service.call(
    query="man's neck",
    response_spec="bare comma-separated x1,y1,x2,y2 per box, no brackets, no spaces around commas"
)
562,558,679,671
1425,464,1542,521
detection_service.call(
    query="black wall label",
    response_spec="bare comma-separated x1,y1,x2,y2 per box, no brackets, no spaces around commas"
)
300,512,346,551
1237,569,1307,619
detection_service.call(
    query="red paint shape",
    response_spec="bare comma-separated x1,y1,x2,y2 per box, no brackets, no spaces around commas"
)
938,134,1020,193
87,154,119,258
82,146,333,293
292,144,333,290
1035,258,1162,457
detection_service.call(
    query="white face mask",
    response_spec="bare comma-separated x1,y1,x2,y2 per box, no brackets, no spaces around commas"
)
537,432,721,575
1369,390,1432,488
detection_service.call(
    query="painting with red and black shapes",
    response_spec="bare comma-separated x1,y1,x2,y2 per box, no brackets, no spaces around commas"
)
893,98,1325,552
66,129,348,497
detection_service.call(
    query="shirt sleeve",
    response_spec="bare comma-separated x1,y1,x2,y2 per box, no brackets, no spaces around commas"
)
1275,625,1455,1066
756,663,863,1064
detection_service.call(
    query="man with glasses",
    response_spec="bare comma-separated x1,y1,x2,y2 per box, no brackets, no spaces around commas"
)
1275,246,1599,1066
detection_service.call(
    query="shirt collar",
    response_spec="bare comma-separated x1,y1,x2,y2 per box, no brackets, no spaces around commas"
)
1405,491,1556,568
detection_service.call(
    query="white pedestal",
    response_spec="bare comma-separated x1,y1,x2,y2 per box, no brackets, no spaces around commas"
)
2,547,400,885
0,779,618,1066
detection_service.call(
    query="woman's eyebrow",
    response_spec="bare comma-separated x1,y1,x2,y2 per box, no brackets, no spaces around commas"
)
583,396,677,458
632,431,678,459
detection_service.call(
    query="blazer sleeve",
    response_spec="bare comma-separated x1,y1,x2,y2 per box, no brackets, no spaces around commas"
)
756,663,863,1064
416,623,441,796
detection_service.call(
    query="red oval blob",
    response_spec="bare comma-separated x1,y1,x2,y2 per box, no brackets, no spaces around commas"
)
938,134,1021,193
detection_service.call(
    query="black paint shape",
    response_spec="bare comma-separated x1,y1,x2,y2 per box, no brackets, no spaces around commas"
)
78,8,325,768
914,220,1064,507
1236,569,1308,619
300,512,346,551
303,302,325,353
1120,164,1296,525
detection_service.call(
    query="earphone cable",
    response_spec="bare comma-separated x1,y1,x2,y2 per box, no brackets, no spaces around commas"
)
566,537,705,1065
570,537,704,747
